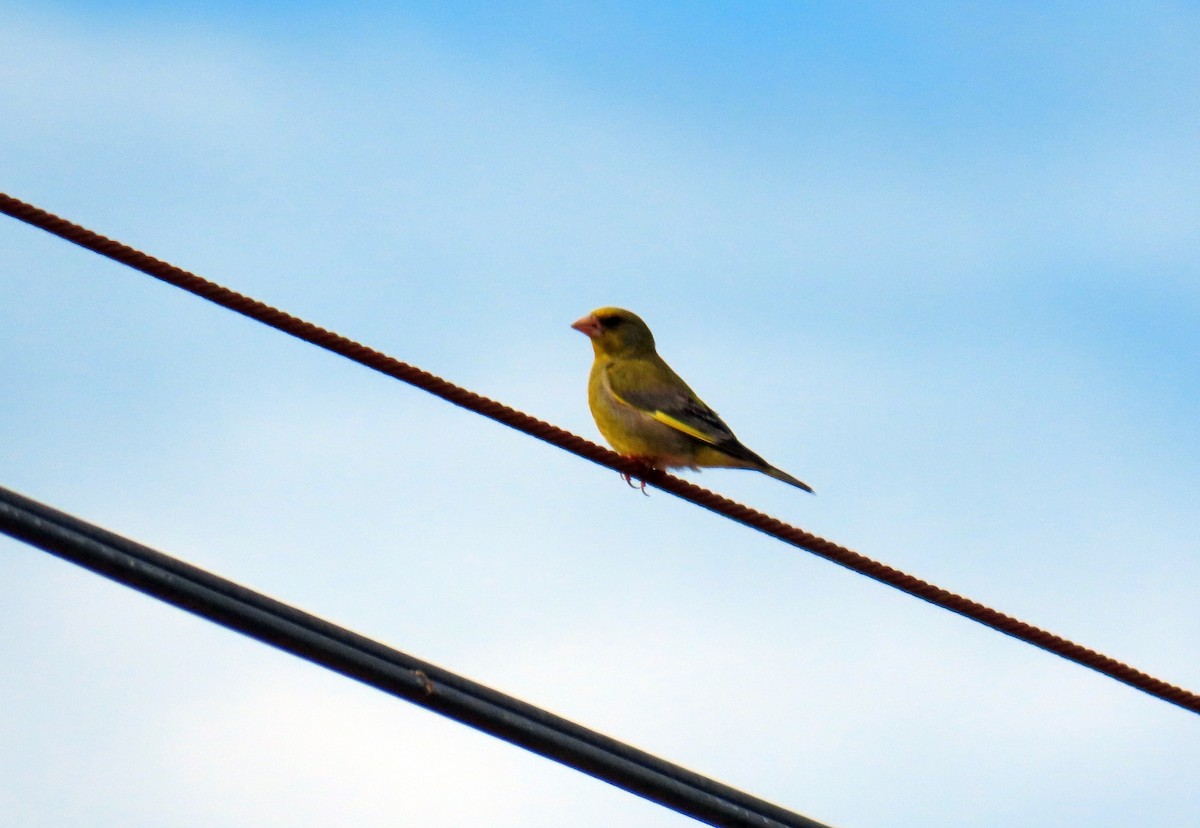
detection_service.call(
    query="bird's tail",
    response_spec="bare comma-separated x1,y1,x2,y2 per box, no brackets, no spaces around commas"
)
698,440,815,494
764,466,815,494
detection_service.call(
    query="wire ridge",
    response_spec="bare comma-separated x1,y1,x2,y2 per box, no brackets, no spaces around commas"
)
2,191,1197,716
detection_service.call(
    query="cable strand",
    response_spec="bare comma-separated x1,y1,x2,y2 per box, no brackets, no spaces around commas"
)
3,190,1197,716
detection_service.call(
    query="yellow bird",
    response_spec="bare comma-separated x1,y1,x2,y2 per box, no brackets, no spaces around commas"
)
572,307,813,493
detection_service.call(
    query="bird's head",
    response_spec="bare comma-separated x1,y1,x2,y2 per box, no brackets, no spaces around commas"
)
571,307,656,358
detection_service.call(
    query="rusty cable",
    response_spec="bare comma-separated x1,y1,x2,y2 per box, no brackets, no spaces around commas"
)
3,191,1197,716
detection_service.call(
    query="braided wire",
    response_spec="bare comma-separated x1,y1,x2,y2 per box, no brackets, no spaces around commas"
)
3,191,1197,716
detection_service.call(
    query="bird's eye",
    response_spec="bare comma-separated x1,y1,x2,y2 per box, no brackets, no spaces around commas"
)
601,316,624,329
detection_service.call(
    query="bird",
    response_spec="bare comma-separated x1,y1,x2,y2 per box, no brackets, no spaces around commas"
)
571,307,813,494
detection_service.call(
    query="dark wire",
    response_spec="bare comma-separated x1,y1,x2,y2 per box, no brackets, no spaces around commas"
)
0,484,831,828
2,191,1198,717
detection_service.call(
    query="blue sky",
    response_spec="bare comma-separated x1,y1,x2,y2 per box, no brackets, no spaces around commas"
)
2,2,1198,826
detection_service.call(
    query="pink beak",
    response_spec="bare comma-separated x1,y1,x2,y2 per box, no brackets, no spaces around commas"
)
571,313,602,338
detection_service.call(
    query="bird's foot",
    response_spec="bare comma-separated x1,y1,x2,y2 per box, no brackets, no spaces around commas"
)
620,471,650,495
620,457,654,496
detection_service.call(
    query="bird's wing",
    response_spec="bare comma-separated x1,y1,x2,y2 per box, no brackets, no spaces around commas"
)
601,352,812,492
605,358,742,448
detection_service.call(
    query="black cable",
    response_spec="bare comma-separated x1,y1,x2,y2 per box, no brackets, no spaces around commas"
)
0,484,832,828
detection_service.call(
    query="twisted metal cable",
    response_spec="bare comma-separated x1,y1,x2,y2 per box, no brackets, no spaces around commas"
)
3,191,1197,716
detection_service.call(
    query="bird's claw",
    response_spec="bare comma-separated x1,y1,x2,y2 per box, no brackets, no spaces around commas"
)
619,458,653,496
621,471,650,495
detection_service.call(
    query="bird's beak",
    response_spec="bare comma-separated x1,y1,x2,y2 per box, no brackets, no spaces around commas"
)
571,313,602,339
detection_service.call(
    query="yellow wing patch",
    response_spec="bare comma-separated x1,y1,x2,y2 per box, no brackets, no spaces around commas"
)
646,410,719,444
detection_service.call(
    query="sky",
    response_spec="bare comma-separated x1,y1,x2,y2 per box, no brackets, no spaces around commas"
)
1,2,1198,826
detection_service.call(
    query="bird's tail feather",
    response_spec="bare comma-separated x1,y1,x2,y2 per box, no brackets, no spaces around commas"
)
764,466,815,494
